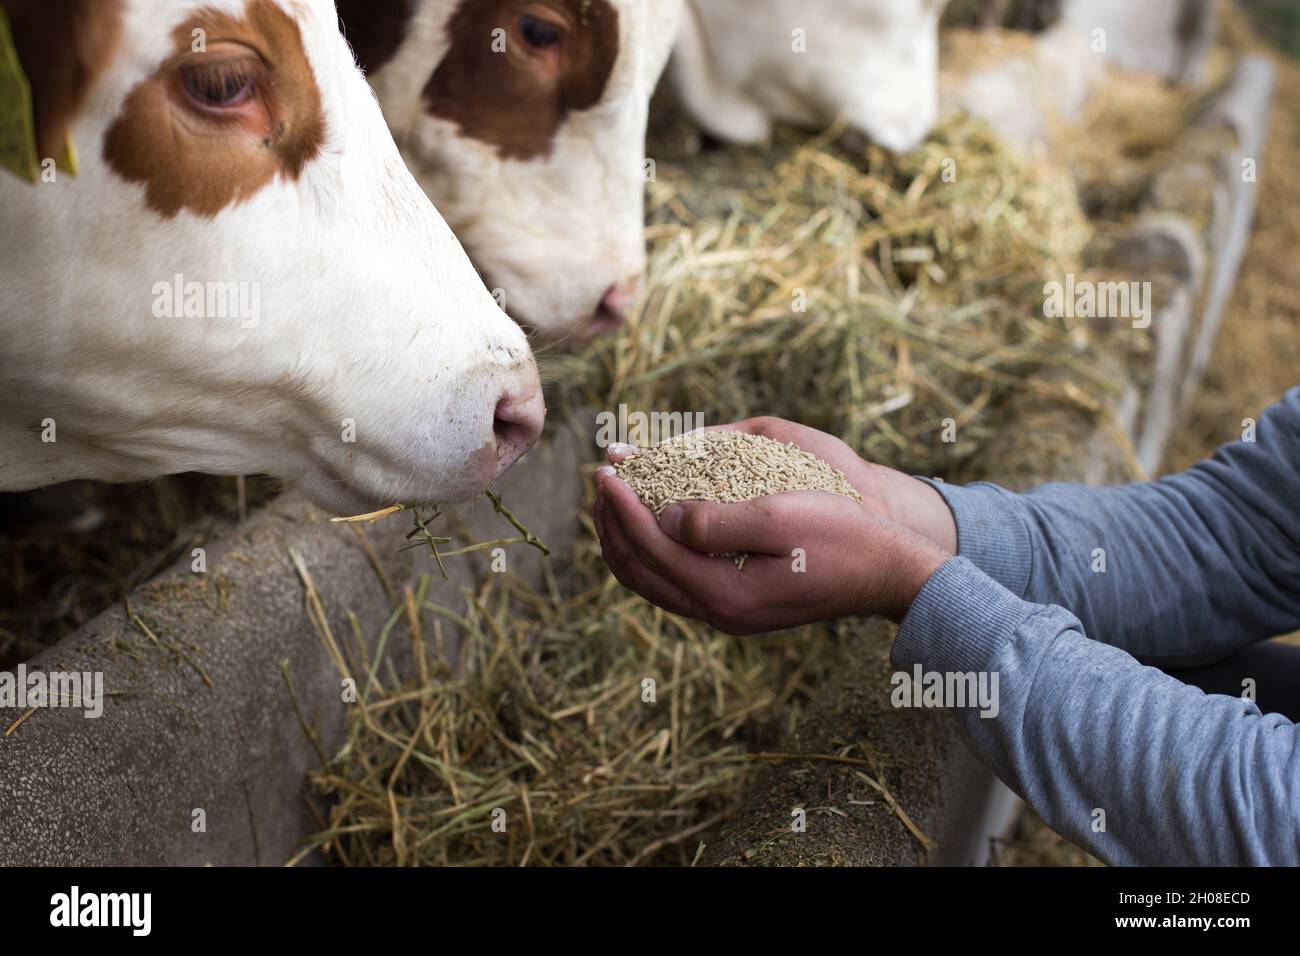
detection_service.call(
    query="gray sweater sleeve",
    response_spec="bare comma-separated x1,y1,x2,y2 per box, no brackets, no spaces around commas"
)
922,387,1300,664
893,558,1300,866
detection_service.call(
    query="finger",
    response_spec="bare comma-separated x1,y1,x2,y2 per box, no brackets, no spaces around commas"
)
659,491,861,557
597,470,735,593
596,496,702,618
605,442,641,465
600,508,700,617
592,489,606,539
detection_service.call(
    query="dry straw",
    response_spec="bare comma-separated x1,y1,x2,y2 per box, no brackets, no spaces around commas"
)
552,109,1105,481
291,557,843,866
300,104,1136,867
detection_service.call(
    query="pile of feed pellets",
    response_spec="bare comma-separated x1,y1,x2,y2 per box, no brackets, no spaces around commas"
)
615,431,862,567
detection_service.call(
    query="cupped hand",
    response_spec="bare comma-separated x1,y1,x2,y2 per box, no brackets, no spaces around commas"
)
592,463,951,635
608,417,958,554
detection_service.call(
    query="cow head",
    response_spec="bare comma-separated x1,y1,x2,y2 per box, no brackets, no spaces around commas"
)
834,0,948,152
673,0,948,154
337,0,684,340
0,0,543,515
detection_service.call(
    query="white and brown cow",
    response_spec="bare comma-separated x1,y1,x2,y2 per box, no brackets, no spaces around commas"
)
0,0,543,515
671,0,949,153
335,0,684,339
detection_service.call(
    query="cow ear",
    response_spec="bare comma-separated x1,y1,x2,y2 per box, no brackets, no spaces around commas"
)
0,0,122,175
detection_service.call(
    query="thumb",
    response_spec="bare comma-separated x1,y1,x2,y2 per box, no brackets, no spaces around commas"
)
658,493,835,556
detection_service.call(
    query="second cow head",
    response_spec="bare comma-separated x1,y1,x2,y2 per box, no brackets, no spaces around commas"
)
338,0,684,340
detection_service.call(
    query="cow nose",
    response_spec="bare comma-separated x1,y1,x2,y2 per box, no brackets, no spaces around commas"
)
872,114,932,154
493,387,545,477
585,279,642,338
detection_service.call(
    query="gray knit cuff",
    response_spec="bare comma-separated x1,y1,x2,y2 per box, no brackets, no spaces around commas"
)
893,557,1037,675
916,478,1033,598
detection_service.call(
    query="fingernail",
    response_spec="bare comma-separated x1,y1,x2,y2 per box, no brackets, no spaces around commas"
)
660,504,683,539
608,442,640,457
596,465,616,480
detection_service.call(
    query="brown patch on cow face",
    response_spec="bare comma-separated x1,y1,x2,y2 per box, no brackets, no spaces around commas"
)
423,0,619,161
2,0,124,161
102,0,325,219
336,0,419,75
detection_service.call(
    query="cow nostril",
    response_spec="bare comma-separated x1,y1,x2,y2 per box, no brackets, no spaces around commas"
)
584,280,641,338
492,389,545,477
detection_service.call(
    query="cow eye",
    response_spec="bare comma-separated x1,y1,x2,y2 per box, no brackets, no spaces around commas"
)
179,61,257,111
517,14,564,50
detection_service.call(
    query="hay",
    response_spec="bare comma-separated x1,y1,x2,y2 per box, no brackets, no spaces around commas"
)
300,109,1139,867
550,113,1101,479
293,550,844,867
1061,72,1205,222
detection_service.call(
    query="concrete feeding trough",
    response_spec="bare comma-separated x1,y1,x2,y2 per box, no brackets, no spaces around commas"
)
0,434,586,866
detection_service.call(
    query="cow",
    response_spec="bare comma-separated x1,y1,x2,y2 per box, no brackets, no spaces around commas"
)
1060,0,1216,87
937,0,1216,152
670,0,950,154
335,0,685,340
0,0,544,517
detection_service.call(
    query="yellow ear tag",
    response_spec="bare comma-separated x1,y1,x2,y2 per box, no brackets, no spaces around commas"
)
0,8,78,184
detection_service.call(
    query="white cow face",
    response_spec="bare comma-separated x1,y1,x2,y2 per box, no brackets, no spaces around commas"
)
673,0,948,153
0,0,543,515
338,0,685,341
837,0,947,152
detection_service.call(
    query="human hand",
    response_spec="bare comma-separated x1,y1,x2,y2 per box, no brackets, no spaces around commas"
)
592,465,952,635
657,417,958,554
